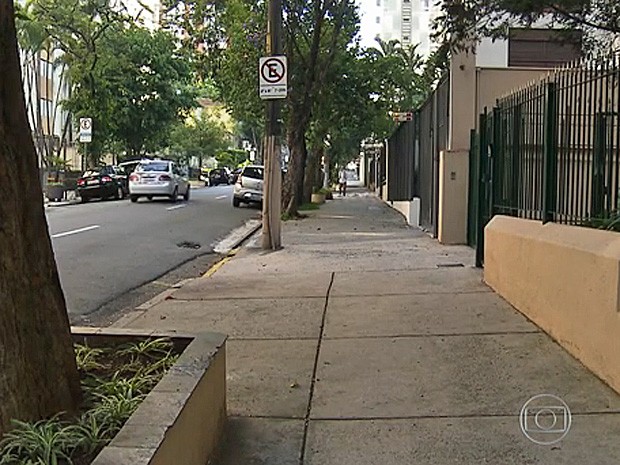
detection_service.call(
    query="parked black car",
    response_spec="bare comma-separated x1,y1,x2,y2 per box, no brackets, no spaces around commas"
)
77,165,128,202
230,168,243,185
207,168,231,186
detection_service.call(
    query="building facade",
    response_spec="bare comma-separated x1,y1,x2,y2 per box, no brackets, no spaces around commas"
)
123,0,162,31
358,0,440,56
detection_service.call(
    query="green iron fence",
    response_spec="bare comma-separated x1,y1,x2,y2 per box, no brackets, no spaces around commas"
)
473,54,620,267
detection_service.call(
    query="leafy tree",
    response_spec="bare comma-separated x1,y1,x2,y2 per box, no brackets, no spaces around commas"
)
215,148,248,168
216,0,265,135
0,0,81,435
161,0,227,82
433,0,620,51
97,26,195,159
30,0,128,165
15,0,71,167
281,0,360,216
168,115,230,166
304,46,392,199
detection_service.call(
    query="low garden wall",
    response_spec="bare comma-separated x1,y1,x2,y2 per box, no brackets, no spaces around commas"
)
484,215,620,394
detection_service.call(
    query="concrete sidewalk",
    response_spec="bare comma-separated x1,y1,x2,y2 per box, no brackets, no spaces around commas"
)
114,189,620,464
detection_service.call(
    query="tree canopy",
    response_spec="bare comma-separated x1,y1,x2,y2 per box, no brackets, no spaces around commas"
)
433,0,620,51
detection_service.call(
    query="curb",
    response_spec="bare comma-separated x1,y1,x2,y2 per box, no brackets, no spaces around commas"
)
114,220,262,321
212,219,262,255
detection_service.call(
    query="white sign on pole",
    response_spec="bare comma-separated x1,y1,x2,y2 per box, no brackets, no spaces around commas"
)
259,56,287,100
79,118,92,143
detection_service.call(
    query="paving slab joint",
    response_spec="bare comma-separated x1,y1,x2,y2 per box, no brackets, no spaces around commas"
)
299,271,335,465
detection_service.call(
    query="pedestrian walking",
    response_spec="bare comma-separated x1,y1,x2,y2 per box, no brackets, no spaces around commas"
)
338,168,347,196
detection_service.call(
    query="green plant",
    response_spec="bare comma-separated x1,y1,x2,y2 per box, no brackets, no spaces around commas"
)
135,353,179,378
74,345,105,372
0,416,83,465
299,202,320,211
75,412,109,455
117,338,173,362
582,211,620,232
1,337,179,465
84,371,155,400
88,392,145,434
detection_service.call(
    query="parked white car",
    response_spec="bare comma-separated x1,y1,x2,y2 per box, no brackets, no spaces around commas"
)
128,160,190,203
233,165,264,207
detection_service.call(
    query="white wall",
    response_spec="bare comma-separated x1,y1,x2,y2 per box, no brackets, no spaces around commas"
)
475,38,509,68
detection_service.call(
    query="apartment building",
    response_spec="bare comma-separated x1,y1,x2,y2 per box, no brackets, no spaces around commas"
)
123,0,162,31
358,0,440,56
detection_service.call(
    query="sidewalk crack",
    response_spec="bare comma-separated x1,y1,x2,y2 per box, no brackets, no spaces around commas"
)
299,271,335,465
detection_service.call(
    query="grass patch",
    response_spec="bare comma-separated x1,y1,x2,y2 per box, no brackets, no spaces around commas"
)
298,202,320,211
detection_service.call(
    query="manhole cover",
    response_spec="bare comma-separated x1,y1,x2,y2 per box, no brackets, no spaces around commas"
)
177,241,201,249
436,263,464,268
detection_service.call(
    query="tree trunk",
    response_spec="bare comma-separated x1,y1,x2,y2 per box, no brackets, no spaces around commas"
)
303,145,323,204
0,1,81,435
323,151,330,188
282,118,308,216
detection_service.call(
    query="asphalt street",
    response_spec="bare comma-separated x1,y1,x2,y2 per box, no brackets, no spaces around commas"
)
45,185,258,316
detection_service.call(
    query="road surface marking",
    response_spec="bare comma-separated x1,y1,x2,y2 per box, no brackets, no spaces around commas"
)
51,225,100,239
166,204,187,211
215,195,227,200
204,248,240,278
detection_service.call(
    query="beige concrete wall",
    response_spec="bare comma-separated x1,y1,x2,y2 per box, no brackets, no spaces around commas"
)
475,68,551,122
449,51,477,152
151,347,227,465
389,199,421,227
485,215,620,394
438,150,469,244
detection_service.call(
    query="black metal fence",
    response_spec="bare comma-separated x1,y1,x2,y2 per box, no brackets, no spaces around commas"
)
472,54,620,266
380,75,449,235
387,119,416,201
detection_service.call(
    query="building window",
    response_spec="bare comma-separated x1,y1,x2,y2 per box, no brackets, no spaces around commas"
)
508,28,582,68
403,16,410,21
376,16,380,23
403,35,410,42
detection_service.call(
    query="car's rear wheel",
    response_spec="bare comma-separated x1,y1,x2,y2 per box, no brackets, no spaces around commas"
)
115,185,124,200
169,187,178,203
232,197,241,207
147,195,153,201
183,186,190,201
80,196,89,203
130,195,139,203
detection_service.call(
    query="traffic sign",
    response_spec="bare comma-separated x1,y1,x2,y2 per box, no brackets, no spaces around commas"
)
259,56,287,100
79,117,92,143
392,112,413,122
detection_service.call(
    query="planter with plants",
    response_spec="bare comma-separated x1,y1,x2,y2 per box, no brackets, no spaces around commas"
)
44,156,73,202
45,181,65,202
311,187,326,204
0,329,227,465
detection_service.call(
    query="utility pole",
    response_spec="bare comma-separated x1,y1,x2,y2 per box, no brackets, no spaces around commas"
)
261,0,283,250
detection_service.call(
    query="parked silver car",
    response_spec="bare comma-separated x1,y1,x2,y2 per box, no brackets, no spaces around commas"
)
129,160,190,203
233,165,264,207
